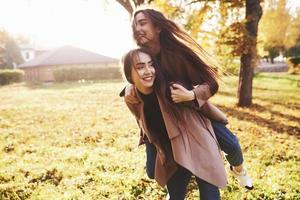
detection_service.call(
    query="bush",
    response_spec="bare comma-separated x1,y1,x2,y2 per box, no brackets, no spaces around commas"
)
287,57,300,74
0,69,24,85
53,66,122,82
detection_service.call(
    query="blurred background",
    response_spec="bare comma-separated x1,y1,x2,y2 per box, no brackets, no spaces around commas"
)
0,1,299,199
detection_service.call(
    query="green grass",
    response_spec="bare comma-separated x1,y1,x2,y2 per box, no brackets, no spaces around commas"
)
0,74,299,200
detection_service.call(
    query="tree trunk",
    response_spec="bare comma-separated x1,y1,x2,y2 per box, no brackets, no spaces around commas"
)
238,0,262,107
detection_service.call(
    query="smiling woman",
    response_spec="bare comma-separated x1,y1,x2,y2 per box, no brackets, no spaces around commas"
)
0,0,134,58
129,52,155,94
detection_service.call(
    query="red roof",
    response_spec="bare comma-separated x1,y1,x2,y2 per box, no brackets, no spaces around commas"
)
18,45,118,68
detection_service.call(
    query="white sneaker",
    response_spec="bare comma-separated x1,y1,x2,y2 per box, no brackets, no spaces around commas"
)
166,193,170,200
228,165,254,190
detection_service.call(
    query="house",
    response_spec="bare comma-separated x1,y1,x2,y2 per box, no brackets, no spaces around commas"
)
17,45,119,82
19,44,48,63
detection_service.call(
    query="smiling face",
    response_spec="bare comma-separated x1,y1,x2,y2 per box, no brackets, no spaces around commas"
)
131,51,156,94
133,12,161,46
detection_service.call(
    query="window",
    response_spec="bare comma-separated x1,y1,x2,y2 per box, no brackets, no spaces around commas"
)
25,52,30,59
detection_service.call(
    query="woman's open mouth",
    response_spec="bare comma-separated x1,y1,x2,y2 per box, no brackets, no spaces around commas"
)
142,76,153,81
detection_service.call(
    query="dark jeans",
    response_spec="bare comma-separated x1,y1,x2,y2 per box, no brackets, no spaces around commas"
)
145,121,244,179
167,165,220,200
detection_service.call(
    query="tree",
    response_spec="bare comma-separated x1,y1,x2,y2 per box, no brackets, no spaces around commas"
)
0,29,24,69
238,0,262,107
285,8,300,57
258,0,299,62
4,39,24,68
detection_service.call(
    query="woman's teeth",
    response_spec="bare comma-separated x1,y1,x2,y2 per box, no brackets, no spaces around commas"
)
143,77,152,81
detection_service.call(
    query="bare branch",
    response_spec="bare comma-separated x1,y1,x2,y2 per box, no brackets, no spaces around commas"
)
115,0,133,14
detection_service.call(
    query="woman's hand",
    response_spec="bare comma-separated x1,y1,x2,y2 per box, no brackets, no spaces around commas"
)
124,84,140,104
170,83,195,103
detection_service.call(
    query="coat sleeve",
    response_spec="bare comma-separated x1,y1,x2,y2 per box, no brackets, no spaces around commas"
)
119,86,126,97
125,99,147,145
125,99,140,119
189,84,228,124
199,102,228,124
192,83,212,108
119,84,132,97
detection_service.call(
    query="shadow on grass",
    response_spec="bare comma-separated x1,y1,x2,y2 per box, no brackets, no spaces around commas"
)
218,90,300,109
217,104,300,138
254,96,300,110
251,104,300,122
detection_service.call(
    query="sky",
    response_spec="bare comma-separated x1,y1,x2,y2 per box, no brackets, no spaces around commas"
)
0,0,135,59
0,0,299,59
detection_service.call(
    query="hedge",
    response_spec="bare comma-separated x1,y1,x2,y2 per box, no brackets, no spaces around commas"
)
0,69,24,85
53,66,122,82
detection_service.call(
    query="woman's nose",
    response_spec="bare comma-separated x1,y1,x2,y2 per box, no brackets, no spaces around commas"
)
136,24,142,31
144,65,151,73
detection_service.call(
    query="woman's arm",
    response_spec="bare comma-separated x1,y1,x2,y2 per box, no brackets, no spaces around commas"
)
125,97,141,120
124,97,148,145
170,83,228,124
120,84,140,104
170,83,211,108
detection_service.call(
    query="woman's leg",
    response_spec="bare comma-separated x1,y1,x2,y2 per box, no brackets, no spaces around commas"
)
195,177,220,200
211,121,244,166
167,166,192,200
145,140,157,179
211,121,253,189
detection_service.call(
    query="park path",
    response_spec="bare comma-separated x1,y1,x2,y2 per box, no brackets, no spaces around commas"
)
255,61,288,72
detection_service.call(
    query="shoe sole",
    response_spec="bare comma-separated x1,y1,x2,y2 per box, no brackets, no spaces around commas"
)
245,185,254,190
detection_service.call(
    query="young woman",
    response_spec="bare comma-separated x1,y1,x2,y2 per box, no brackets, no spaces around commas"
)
122,48,227,200
121,8,253,190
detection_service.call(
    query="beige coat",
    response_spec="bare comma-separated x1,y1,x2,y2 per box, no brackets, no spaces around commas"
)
125,84,228,188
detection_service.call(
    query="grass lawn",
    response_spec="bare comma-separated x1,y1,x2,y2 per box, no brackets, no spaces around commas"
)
0,73,299,200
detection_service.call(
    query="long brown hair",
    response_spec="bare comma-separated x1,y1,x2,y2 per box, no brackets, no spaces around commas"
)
132,8,219,95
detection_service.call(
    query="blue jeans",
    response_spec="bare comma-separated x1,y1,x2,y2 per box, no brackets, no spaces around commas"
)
167,165,220,200
212,121,244,166
145,121,244,179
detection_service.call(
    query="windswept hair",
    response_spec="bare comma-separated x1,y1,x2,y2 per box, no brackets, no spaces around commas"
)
132,8,219,95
